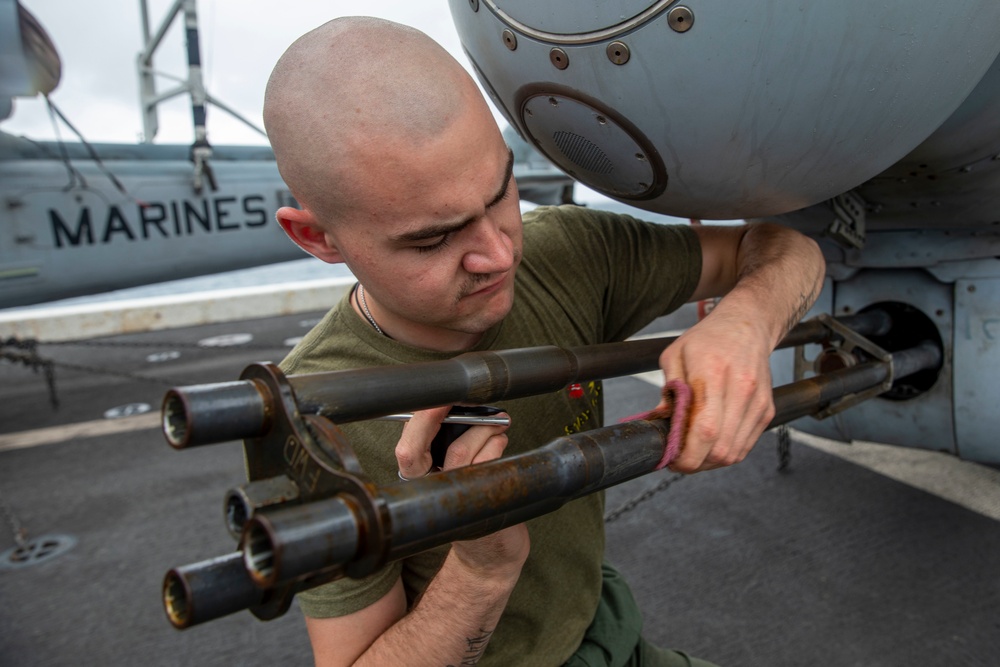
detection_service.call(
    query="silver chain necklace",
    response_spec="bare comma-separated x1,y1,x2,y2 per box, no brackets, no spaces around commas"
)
357,284,385,336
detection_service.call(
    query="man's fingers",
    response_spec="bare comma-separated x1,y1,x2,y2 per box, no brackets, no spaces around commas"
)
668,371,723,473
470,434,509,465
709,371,763,466
719,367,774,464
442,413,510,469
396,407,511,480
656,314,780,473
670,382,774,473
395,406,451,478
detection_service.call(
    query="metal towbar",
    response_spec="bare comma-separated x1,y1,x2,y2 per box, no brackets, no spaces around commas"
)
160,311,940,629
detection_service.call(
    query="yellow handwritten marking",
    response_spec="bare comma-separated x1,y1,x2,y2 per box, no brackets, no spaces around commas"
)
564,381,605,435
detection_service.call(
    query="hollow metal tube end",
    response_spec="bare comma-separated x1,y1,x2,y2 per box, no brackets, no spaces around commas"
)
162,569,193,629
162,390,191,449
161,380,269,448
243,520,279,588
240,497,361,586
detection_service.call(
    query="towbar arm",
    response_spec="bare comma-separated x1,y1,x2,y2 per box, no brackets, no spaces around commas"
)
162,311,893,449
241,417,673,588
162,312,941,629
242,340,944,588
163,344,941,628
163,336,677,448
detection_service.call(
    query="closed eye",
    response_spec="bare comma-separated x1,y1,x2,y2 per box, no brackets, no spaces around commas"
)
413,234,452,254
410,172,512,254
391,147,514,251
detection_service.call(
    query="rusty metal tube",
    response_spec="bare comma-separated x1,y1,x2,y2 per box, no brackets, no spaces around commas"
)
163,337,678,447
239,339,942,586
778,309,893,349
289,338,678,423
164,312,893,448
165,552,338,629
769,340,942,426
243,496,362,588
770,362,888,426
242,418,671,585
162,380,269,449
163,552,265,629
377,420,672,561
223,475,300,540
176,338,941,621
892,339,944,378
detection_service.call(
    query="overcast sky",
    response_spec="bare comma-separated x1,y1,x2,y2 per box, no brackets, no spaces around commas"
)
4,1,473,145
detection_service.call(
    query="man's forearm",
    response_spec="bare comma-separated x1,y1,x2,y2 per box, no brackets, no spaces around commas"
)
728,223,825,348
659,222,824,472
355,550,520,666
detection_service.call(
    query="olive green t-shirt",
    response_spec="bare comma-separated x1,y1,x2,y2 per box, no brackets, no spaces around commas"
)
281,205,701,666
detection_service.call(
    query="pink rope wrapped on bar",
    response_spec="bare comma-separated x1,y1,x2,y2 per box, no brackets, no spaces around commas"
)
620,379,692,469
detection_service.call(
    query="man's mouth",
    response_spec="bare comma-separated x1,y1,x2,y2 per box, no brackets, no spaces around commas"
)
460,273,507,300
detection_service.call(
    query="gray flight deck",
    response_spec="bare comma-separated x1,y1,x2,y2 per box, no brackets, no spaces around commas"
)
1,309,998,666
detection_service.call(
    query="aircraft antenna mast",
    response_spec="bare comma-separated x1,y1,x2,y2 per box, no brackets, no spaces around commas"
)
137,0,266,192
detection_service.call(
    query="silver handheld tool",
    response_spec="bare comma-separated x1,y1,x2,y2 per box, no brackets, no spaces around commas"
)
377,413,510,426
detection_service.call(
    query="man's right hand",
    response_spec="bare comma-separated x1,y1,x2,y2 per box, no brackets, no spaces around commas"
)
395,405,510,478
308,407,529,666
395,407,530,578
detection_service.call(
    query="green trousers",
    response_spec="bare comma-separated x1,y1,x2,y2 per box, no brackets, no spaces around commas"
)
564,563,719,667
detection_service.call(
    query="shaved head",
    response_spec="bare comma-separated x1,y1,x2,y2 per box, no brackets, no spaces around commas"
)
264,17,484,223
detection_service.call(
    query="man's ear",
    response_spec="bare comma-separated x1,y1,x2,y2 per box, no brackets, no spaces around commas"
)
276,206,346,264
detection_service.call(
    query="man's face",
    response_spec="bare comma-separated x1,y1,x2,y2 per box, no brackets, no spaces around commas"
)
326,99,524,351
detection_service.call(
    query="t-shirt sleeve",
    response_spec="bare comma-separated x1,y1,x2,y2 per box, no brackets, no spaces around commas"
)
296,561,402,618
519,205,702,343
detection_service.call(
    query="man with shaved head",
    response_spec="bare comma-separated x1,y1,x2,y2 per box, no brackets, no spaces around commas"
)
266,16,824,667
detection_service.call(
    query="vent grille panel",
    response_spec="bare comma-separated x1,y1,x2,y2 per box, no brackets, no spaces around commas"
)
553,131,614,175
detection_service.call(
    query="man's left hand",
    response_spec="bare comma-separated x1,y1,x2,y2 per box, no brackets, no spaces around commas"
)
654,222,825,473
657,308,777,473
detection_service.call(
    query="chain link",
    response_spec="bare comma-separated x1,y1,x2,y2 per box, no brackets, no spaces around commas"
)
2,335,293,406
2,337,59,408
606,427,795,522
776,425,792,472
604,472,685,523
0,489,28,549
43,360,184,387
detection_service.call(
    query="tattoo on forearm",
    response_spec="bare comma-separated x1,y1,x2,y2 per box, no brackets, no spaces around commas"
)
785,282,821,335
446,628,494,666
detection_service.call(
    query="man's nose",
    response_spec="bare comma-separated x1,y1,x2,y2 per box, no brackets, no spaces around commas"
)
463,216,514,275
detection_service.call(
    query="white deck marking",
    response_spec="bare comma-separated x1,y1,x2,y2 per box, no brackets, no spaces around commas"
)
790,431,1000,522
0,413,161,452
